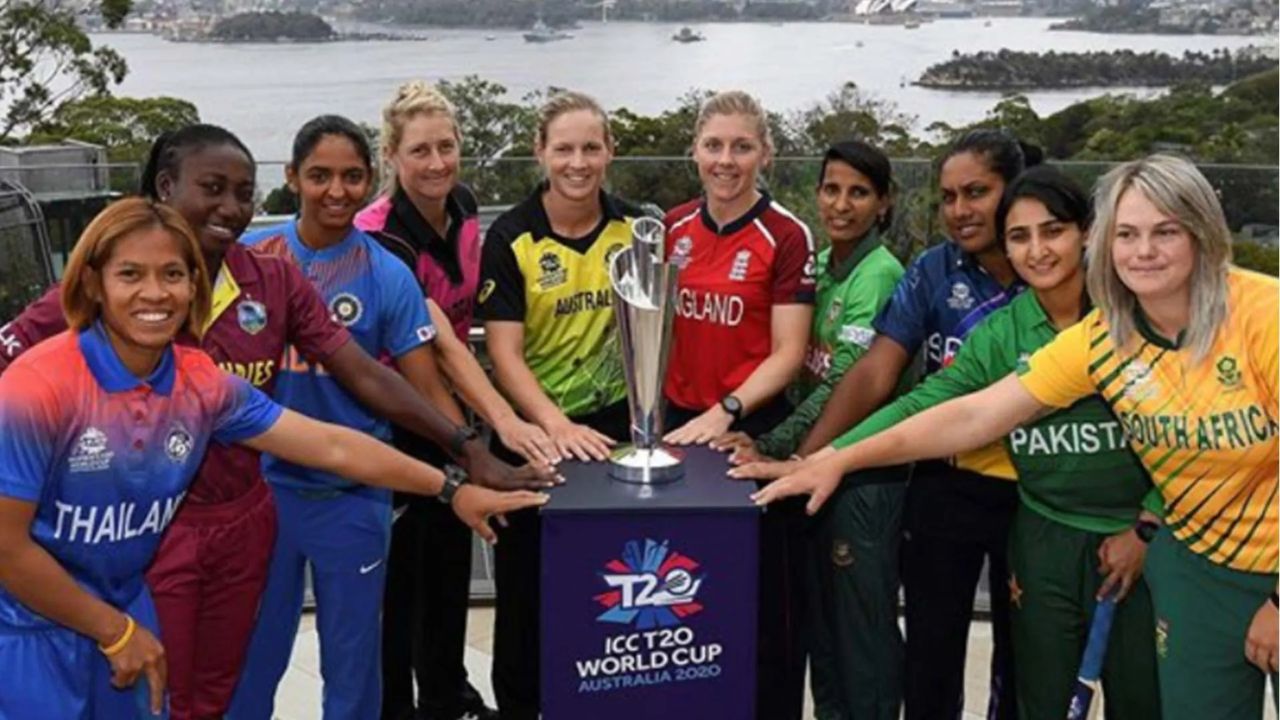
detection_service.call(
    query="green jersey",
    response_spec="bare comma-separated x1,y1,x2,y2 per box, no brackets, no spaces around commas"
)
757,234,904,458
835,291,1156,534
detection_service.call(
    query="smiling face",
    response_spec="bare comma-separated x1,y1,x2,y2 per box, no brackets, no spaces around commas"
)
1110,187,1197,304
287,133,372,233
939,151,1005,254
1003,197,1086,292
693,112,770,216
157,143,256,258
817,159,889,245
536,109,612,204
389,112,460,205
93,226,195,373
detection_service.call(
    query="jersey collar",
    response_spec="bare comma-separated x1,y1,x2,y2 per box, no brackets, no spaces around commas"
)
528,184,625,250
79,320,176,395
825,229,882,282
1134,307,1185,350
698,192,771,236
284,219,363,261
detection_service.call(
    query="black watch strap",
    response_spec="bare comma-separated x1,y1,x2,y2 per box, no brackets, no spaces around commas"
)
438,464,468,505
449,425,479,457
720,395,744,421
1134,519,1159,544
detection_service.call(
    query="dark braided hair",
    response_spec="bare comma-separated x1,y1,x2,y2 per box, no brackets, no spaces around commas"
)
139,124,255,200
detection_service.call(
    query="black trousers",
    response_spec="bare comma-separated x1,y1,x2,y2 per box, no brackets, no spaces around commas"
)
901,460,1019,720
667,397,806,720
381,435,483,720
490,401,631,720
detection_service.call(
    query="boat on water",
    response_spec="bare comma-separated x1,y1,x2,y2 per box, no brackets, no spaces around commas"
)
523,20,571,43
671,26,705,43
904,18,921,28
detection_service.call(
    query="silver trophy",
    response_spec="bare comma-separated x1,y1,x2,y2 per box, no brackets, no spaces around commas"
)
608,216,684,484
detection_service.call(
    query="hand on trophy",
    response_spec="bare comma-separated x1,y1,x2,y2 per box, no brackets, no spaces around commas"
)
664,404,734,446
493,415,561,466
546,419,616,463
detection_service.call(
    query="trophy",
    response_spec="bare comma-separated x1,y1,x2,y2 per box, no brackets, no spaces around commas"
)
608,216,684,484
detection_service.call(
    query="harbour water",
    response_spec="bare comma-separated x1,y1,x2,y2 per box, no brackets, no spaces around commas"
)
96,17,1261,162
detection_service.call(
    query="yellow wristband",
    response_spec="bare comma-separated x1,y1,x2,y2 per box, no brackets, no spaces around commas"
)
99,615,136,657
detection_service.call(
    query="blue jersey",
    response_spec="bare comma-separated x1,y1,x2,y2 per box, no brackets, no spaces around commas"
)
0,325,280,629
241,221,435,490
873,240,1023,375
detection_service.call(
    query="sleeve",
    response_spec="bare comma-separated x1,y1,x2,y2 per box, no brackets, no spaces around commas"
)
211,373,285,444
757,267,899,458
280,260,351,365
871,254,933,355
379,255,437,358
770,220,816,305
476,225,526,323
832,320,1002,450
0,367,57,502
0,285,68,374
1018,320,1097,409
1248,289,1279,415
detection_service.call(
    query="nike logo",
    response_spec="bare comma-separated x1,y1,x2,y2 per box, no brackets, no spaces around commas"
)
359,560,383,575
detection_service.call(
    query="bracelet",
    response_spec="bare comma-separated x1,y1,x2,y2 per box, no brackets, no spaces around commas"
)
99,615,136,657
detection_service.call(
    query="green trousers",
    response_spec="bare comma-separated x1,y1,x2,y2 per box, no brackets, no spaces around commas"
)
1145,528,1279,720
1007,507,1161,720
805,473,907,720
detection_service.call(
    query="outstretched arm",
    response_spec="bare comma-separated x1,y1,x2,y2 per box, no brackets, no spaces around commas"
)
796,335,912,456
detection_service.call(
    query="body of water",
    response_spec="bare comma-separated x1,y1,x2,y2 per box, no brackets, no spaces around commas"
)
95,18,1261,163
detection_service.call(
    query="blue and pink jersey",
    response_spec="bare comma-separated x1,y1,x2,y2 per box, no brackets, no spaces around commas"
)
241,221,435,490
0,324,280,629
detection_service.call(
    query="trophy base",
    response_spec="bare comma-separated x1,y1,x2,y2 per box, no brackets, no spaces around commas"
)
608,445,685,484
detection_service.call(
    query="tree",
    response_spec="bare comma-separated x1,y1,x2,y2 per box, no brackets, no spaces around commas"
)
0,0,132,141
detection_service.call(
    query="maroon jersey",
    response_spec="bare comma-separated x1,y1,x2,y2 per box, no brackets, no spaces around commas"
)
0,243,350,504
662,194,816,411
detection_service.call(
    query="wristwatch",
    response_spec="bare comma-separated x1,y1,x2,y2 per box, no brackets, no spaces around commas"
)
438,464,468,505
1133,518,1160,544
719,395,744,421
449,425,479,458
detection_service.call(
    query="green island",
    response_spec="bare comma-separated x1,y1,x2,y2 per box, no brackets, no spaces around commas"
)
208,11,337,43
917,48,1276,90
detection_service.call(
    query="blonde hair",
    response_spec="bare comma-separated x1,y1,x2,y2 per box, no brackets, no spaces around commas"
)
379,80,461,196
1085,154,1231,362
62,197,211,337
535,90,613,149
693,90,774,155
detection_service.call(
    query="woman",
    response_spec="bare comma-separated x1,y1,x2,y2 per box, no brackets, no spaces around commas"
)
742,166,1163,719
714,139,908,720
772,128,1033,720
476,90,640,720
0,198,544,720
755,155,1278,720
355,80,554,720
660,90,816,720
226,115,538,720
0,124,550,720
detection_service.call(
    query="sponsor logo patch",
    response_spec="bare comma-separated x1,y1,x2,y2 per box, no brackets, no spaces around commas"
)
538,251,568,291
946,282,974,310
70,427,113,473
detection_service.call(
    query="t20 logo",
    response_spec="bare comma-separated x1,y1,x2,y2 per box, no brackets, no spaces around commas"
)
595,539,704,629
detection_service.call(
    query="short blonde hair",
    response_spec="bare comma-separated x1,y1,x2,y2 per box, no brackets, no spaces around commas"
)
693,90,774,155
379,80,461,196
535,90,613,149
62,197,211,337
1086,154,1231,362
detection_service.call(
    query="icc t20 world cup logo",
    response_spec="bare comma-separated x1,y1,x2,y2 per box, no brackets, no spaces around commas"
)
595,539,704,629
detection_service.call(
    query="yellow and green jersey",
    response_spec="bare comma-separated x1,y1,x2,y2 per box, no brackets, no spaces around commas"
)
1021,268,1279,572
836,291,1155,534
477,187,638,418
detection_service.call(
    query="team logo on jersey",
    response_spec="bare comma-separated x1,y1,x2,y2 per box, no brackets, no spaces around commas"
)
946,282,974,310
1215,355,1243,390
165,425,194,463
671,236,693,269
1121,360,1159,402
825,299,843,326
329,293,364,327
831,539,853,568
69,427,113,473
728,250,752,282
604,243,624,271
537,251,567,291
595,539,704,629
237,299,268,335
477,279,496,305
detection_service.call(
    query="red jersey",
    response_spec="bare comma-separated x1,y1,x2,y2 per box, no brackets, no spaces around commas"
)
0,243,350,504
662,194,816,411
